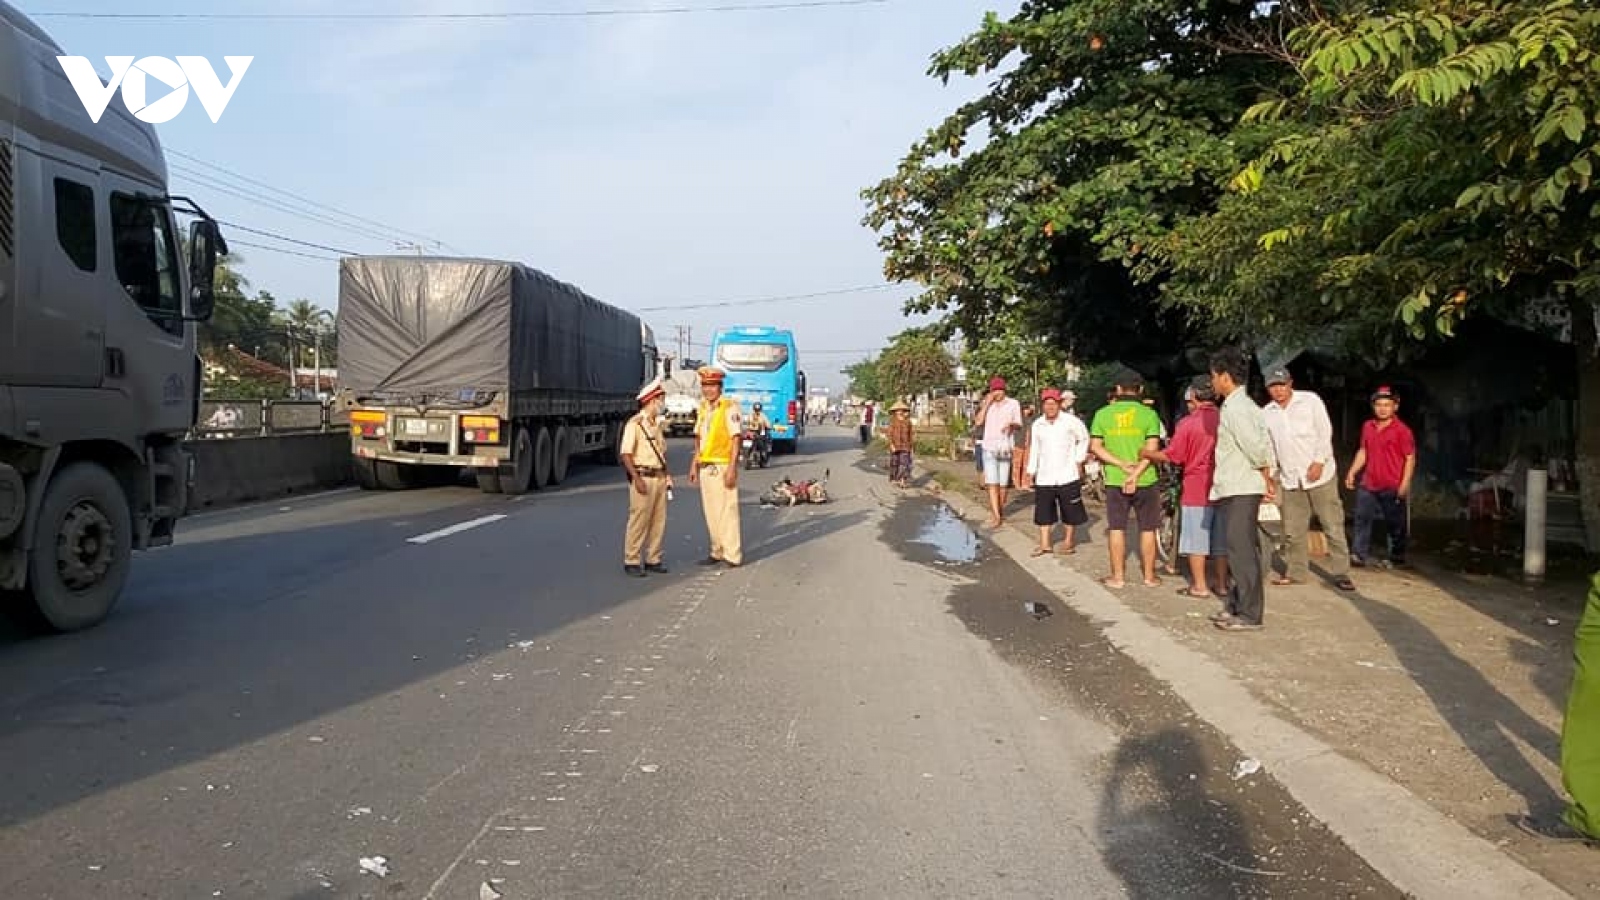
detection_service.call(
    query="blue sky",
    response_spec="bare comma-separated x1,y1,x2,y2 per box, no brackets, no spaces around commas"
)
24,0,1019,390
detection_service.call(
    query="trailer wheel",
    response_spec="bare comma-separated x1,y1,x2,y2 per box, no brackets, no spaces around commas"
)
475,467,504,494
26,462,132,633
503,426,535,494
353,458,379,490
550,427,571,485
533,426,555,490
375,461,417,491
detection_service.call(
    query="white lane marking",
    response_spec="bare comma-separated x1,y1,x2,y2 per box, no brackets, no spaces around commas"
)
407,514,508,545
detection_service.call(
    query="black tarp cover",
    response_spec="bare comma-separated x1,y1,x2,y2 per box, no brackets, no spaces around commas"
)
337,256,643,401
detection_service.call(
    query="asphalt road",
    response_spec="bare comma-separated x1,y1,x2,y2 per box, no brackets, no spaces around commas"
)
0,427,1400,899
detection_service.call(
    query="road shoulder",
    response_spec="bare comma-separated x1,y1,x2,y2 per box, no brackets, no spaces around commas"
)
912,458,1572,900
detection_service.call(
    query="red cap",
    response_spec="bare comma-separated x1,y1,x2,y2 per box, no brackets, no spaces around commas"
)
1040,388,1062,401
989,377,1007,391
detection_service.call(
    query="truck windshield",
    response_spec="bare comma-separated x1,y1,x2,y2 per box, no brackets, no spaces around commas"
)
716,342,789,372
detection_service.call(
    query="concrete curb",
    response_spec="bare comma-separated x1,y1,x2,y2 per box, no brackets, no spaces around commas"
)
934,486,1571,900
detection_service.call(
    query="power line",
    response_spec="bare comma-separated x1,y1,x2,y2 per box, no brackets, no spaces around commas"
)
167,149,454,250
226,238,338,261
215,221,361,256
169,165,405,247
30,1,889,21
636,283,898,312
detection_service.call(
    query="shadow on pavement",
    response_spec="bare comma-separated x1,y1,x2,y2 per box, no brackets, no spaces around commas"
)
1344,586,1567,818
1098,729,1262,899
881,495,1402,898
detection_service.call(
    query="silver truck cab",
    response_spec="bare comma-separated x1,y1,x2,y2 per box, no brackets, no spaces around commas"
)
0,1,225,630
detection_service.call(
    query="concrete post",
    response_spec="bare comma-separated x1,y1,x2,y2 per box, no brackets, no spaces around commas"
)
1524,467,1547,584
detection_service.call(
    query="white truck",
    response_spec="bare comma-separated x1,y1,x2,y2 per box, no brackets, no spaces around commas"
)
0,2,228,630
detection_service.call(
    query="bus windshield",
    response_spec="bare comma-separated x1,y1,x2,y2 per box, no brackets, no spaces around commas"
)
716,342,790,372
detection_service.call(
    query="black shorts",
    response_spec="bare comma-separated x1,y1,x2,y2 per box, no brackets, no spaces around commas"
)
1104,485,1162,532
1034,482,1089,527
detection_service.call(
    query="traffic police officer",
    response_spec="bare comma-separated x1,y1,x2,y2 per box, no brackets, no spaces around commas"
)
689,365,743,568
620,377,672,576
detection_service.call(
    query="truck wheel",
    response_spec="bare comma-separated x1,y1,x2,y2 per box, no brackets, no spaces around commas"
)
27,462,132,632
475,467,504,494
503,426,535,494
533,426,555,490
354,458,379,490
375,461,416,491
550,427,571,485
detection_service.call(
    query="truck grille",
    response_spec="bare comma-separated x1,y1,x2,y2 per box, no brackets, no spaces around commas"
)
0,139,13,257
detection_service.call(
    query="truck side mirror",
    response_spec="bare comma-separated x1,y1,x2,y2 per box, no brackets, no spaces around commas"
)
187,218,226,322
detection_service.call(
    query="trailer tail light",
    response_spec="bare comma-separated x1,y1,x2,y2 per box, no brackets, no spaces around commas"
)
351,410,386,439
787,400,797,425
461,415,501,444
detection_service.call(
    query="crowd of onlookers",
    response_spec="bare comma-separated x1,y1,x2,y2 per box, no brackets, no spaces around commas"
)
876,349,1418,633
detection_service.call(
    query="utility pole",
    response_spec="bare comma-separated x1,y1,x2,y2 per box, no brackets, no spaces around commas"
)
286,325,297,398
313,323,322,401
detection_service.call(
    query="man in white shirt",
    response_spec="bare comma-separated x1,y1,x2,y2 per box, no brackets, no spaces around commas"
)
1026,387,1091,556
1261,368,1355,591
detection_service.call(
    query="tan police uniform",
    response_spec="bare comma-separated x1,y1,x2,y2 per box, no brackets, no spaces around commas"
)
621,379,670,572
694,366,743,567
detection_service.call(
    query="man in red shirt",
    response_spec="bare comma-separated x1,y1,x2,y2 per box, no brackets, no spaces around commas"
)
1344,385,1417,567
1141,376,1229,598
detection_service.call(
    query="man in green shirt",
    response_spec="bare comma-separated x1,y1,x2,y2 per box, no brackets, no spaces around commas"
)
1090,369,1165,588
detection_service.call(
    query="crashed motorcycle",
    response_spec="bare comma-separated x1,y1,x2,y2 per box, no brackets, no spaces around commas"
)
742,427,772,470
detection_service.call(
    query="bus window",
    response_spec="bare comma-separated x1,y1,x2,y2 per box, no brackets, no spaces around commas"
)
716,343,789,372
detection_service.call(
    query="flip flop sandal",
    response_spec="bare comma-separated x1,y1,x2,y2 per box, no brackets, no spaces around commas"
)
1030,547,1049,558
1270,577,1301,586
1215,618,1263,631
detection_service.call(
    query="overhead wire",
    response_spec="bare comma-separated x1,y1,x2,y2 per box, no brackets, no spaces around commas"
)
637,283,899,312
167,149,455,250
169,165,409,247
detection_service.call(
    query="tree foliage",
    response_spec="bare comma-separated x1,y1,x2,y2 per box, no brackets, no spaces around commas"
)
843,356,882,401
1160,0,1600,356
861,0,1287,375
959,311,1074,401
875,327,955,401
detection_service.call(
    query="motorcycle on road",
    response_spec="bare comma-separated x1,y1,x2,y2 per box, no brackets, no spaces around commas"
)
742,427,772,470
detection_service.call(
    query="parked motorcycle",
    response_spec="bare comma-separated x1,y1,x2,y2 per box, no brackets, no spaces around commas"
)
742,427,772,470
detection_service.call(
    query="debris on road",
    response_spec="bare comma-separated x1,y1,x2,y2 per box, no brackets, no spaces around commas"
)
1232,758,1263,780
358,856,389,878
346,806,372,819
1024,601,1053,620
640,764,660,773
481,883,503,900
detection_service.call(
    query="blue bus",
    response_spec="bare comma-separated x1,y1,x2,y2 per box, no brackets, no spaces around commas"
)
709,326,806,454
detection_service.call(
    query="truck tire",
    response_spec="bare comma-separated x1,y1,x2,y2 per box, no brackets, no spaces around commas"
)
354,458,379,490
26,462,132,632
550,427,571,485
475,467,504,494
502,426,535,495
375,461,416,491
533,426,554,490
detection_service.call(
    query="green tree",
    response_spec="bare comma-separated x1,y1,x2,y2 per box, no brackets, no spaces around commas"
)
960,312,1075,401
876,328,955,401
860,1,1287,381
843,356,882,401
1161,0,1600,548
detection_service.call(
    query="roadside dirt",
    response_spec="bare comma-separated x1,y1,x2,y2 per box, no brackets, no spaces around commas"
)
908,454,1600,899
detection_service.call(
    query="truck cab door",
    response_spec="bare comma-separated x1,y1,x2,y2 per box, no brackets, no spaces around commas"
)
16,157,106,390
102,176,195,435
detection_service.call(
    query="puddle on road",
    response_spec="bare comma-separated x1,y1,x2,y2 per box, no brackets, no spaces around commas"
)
907,504,979,565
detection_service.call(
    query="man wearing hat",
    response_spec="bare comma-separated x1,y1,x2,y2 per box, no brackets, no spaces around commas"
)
1027,388,1092,555
620,377,674,577
1344,384,1416,567
886,399,915,487
689,365,744,568
975,376,1024,528
1262,367,1356,591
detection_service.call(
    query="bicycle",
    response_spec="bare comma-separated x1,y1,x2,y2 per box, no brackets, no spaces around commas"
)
1155,462,1182,576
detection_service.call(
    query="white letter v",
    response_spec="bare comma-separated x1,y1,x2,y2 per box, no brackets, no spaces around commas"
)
177,56,253,123
57,56,134,124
